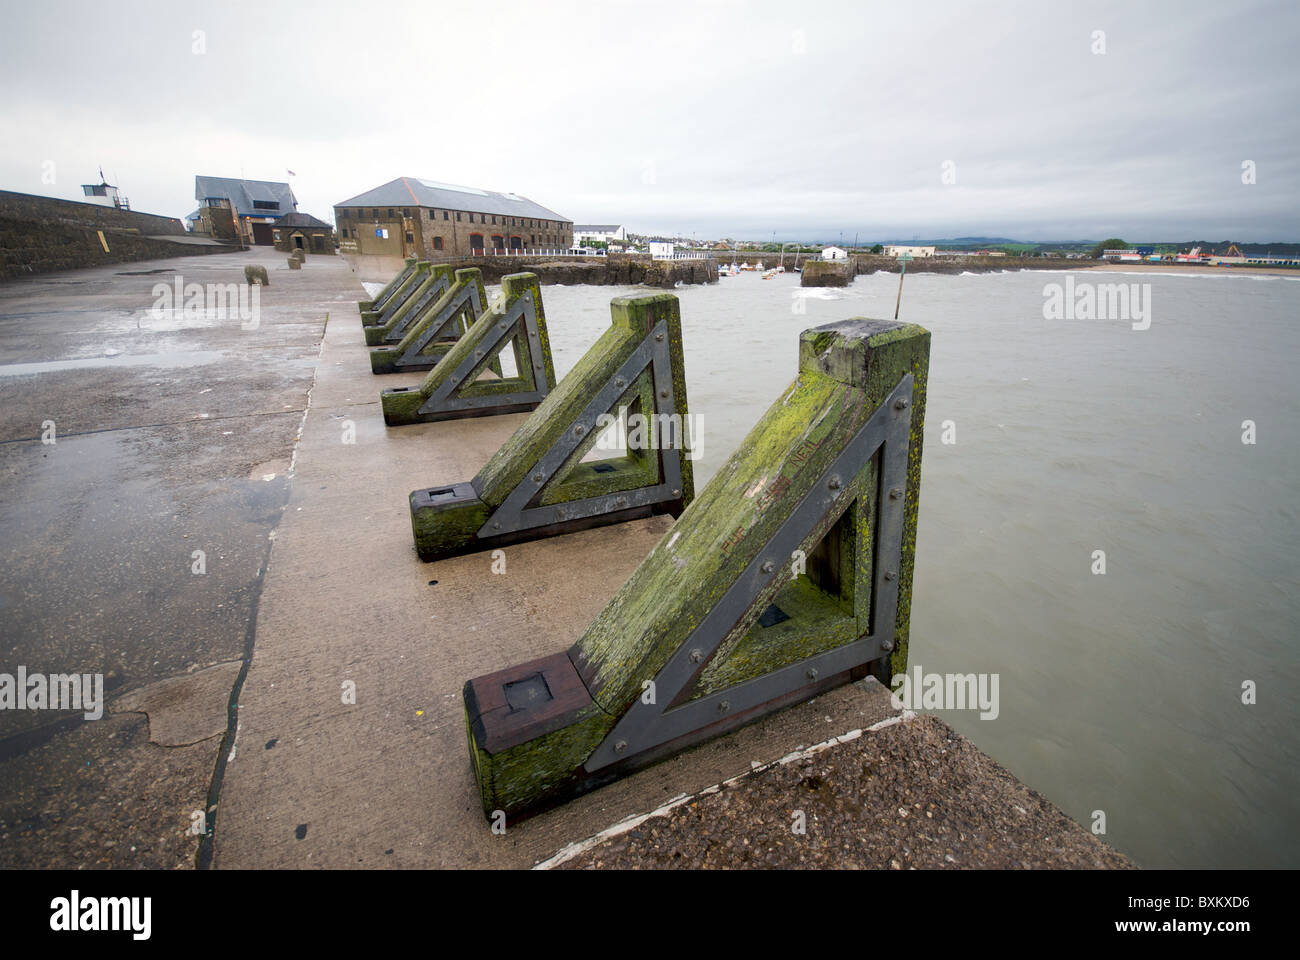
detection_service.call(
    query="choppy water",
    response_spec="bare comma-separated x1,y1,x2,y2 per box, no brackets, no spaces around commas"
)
391,269,1300,868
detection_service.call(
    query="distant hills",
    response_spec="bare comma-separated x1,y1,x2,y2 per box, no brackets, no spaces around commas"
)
868,238,1300,255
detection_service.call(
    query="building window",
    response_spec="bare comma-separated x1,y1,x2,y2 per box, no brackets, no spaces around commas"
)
444,211,449,220
372,209,379,218
470,233,484,252
403,208,410,217
456,212,461,221
433,237,443,250
387,209,394,217
252,200,279,210
405,232,414,243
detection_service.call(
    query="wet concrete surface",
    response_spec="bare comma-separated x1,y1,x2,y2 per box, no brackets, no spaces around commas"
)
0,246,352,867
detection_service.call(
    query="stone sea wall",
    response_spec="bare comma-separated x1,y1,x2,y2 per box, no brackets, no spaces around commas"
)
0,215,234,282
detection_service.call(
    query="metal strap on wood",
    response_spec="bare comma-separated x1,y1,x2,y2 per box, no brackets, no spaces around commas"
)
390,283,485,370
416,294,549,417
585,373,913,771
478,318,682,538
382,270,453,343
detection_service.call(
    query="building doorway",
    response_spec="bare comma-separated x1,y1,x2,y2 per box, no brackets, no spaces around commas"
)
470,233,484,255
251,223,273,245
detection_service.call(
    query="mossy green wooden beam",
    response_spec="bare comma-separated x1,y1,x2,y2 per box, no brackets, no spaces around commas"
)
360,260,428,328
369,268,492,374
462,317,930,821
407,292,694,561
357,256,416,314
381,273,556,426
363,263,456,346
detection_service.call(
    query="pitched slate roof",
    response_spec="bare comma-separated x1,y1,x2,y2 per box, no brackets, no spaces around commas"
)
194,176,297,218
335,177,569,222
273,212,333,229
574,224,622,232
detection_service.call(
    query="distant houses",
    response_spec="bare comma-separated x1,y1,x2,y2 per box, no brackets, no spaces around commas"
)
820,245,848,260
884,244,935,258
191,176,297,245
574,224,626,246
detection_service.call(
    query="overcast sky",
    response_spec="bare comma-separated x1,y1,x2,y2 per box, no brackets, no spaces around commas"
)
1,0,1296,241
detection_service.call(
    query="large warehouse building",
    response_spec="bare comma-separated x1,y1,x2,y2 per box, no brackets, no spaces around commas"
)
333,178,572,259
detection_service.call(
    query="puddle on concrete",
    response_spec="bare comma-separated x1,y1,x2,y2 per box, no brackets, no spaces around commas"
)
0,351,223,377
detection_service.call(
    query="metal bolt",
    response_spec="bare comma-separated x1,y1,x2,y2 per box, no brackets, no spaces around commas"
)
828,476,841,490
761,560,775,574
615,378,626,389
884,570,897,581
889,487,903,500
894,397,909,410
718,700,730,713
615,740,627,754
881,638,894,652
689,648,704,663
574,424,586,436
492,522,500,530
659,389,668,398
672,488,680,497
533,473,544,483
806,668,818,681
654,333,664,342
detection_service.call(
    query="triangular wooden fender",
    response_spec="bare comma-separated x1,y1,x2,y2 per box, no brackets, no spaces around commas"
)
360,259,427,328
381,272,556,426
357,256,416,314
369,268,489,374
362,263,454,346
406,292,694,561
462,318,930,821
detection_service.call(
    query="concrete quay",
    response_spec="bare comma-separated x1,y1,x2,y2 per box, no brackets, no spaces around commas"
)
0,247,1131,869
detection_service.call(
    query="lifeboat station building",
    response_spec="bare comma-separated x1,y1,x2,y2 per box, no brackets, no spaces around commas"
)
333,178,572,259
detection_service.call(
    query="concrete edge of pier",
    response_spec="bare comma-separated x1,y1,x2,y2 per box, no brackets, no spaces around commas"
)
211,254,1135,869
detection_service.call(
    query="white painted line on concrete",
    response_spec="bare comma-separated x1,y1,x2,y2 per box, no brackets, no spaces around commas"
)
532,709,918,870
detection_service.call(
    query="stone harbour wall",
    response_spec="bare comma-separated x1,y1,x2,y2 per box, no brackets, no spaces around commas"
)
0,215,234,282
